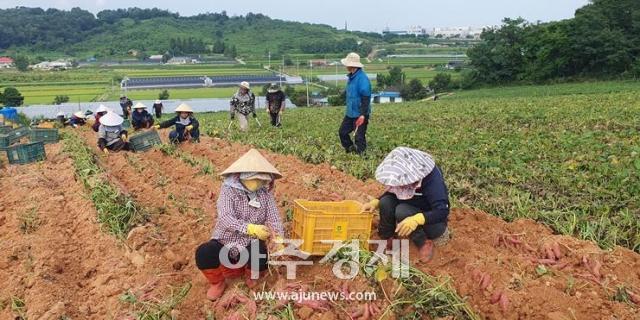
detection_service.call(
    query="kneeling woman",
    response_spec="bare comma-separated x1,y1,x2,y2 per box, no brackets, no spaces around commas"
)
97,111,130,154
155,103,199,143
195,149,284,300
363,147,450,263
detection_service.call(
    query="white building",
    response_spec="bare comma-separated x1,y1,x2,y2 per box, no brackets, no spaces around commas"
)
32,60,72,70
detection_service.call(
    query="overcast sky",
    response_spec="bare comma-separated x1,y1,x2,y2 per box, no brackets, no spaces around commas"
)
1,0,590,31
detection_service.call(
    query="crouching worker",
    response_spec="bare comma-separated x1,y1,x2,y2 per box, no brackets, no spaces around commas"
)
92,104,109,133
131,103,155,130
154,103,199,143
97,111,130,154
362,147,450,263
69,111,87,128
195,149,284,300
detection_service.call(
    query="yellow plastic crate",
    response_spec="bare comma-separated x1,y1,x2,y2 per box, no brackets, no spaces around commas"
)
291,200,373,256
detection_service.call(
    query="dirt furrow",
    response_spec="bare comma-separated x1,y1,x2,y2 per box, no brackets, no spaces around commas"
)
0,144,149,319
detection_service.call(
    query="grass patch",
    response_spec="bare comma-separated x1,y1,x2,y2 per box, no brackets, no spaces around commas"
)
120,283,191,320
61,131,147,238
18,207,40,234
10,296,26,320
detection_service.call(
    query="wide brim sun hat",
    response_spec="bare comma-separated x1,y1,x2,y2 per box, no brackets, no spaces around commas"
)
240,81,251,90
100,111,124,126
73,111,87,119
96,104,109,113
221,148,282,179
341,52,364,68
132,102,147,110
375,147,436,187
174,103,194,113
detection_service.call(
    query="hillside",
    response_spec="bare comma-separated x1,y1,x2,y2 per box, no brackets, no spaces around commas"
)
0,7,379,59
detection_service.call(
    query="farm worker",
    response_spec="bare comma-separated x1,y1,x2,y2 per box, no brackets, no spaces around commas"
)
230,81,256,132
152,99,164,119
92,104,109,133
266,83,285,127
154,103,200,143
339,52,372,155
131,102,155,130
56,111,66,126
68,111,87,128
97,111,130,154
119,94,133,119
195,148,284,300
362,147,450,263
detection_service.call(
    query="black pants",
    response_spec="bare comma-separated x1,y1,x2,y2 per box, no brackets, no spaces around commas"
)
195,239,268,271
338,116,368,154
378,194,447,247
269,112,281,127
155,111,162,119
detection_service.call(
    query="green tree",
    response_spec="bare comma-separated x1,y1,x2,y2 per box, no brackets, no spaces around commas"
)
158,90,170,100
13,56,29,72
428,73,452,92
400,79,428,101
53,95,70,105
0,87,25,106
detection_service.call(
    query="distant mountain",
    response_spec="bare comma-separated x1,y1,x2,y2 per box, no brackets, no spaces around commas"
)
0,7,380,59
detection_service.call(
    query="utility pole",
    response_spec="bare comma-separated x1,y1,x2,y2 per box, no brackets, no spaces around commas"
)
306,60,311,107
268,51,271,69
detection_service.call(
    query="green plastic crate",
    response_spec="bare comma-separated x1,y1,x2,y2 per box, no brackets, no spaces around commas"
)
0,125,12,134
7,126,30,143
129,129,162,152
122,119,131,129
0,134,10,150
29,128,59,144
5,141,46,165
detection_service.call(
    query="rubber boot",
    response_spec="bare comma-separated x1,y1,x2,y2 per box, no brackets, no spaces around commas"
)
222,265,244,280
200,268,226,301
244,266,267,289
418,240,435,263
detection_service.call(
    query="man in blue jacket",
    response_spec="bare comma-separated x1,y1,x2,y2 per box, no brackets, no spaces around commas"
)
339,52,372,155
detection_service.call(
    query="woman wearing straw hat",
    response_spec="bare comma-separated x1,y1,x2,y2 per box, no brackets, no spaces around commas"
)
154,103,200,143
68,111,87,128
362,147,450,263
92,104,110,132
339,52,372,155
195,149,285,300
97,111,130,154
131,102,155,130
152,99,164,119
229,81,256,132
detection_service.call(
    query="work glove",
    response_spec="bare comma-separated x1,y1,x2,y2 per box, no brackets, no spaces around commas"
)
396,213,425,237
120,134,128,142
230,113,235,120
153,124,160,130
247,224,270,240
102,148,109,155
355,115,365,128
185,125,194,131
252,113,257,118
361,198,380,213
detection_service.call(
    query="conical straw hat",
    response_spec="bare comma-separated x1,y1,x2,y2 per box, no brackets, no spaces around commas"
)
133,102,147,109
175,103,193,113
100,111,124,126
220,148,282,179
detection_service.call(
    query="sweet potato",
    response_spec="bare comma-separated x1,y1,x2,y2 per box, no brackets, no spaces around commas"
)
490,291,502,304
591,259,602,279
545,247,557,261
499,293,509,312
297,299,328,311
361,302,371,320
509,236,522,245
480,273,492,290
523,243,537,252
628,290,640,305
551,242,563,259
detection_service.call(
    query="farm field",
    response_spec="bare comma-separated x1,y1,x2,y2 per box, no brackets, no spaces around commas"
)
199,80,640,253
0,116,640,319
1,123,639,319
